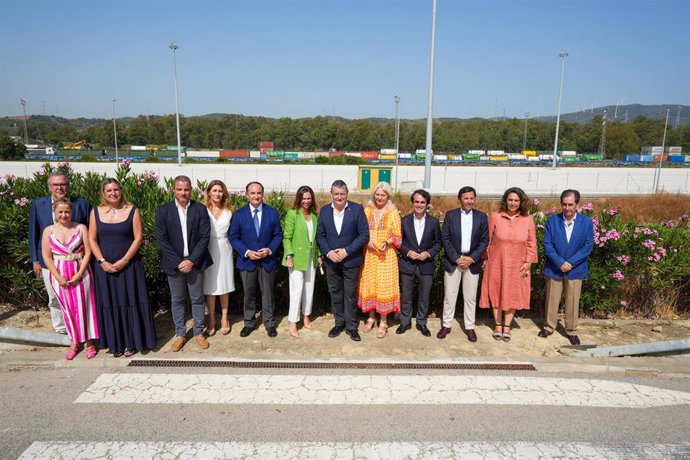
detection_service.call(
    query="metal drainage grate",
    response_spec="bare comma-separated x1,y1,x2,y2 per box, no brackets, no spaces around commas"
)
128,360,536,371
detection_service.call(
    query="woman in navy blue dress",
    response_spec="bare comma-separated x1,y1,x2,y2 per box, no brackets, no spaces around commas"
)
89,178,157,357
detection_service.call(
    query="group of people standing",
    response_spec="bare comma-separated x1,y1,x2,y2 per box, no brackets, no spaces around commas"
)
29,172,594,358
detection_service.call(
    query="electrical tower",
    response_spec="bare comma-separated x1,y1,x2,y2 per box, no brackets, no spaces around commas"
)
675,106,681,129
598,108,607,158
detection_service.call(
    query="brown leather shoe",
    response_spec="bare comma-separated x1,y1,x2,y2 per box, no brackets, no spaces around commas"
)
170,336,186,352
436,326,451,339
568,334,581,346
195,335,210,349
466,329,478,342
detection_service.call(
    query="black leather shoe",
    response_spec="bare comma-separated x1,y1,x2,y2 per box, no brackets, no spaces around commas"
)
240,326,253,338
396,324,411,335
568,334,581,346
537,329,553,338
417,324,432,337
267,327,278,338
328,325,344,338
346,329,361,341
466,329,478,342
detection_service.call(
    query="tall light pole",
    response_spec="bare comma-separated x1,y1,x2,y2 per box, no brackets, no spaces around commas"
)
654,108,670,193
522,111,529,152
423,0,438,189
112,99,119,163
394,94,401,192
169,42,183,167
20,98,28,144
552,50,569,169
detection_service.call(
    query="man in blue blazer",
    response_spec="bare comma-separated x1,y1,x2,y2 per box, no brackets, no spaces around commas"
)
155,175,212,352
539,189,594,346
229,182,283,338
316,180,369,341
439,186,489,342
397,190,441,337
29,171,92,334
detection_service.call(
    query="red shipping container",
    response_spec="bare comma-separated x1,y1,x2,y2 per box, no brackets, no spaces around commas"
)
259,141,275,149
219,149,250,158
260,147,274,154
329,151,345,157
360,151,379,160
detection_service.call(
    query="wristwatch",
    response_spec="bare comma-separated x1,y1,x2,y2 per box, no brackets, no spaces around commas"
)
97,258,105,264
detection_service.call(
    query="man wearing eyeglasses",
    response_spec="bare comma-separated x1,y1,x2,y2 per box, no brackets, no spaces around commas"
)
28,171,92,334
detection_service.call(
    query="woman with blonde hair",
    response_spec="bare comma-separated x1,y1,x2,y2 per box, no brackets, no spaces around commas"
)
357,182,402,338
202,180,235,335
282,185,323,338
89,178,156,357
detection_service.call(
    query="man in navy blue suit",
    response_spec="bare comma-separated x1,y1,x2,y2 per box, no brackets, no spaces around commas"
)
155,175,212,352
316,180,369,342
438,186,489,342
29,171,92,334
539,189,594,346
397,190,441,337
229,181,283,338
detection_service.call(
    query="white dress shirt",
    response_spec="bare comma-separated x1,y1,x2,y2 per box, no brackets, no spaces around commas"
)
564,213,577,243
332,202,348,235
175,200,191,257
414,214,426,246
460,209,473,254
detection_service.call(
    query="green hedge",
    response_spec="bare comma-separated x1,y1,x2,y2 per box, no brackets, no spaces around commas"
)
1,162,689,318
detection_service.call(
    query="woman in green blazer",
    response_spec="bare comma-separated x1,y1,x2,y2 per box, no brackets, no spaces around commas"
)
282,185,323,338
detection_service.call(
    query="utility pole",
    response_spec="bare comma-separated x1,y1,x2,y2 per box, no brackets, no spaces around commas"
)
20,98,28,144
598,108,607,158
654,108,670,193
423,0,438,189
394,94,401,192
522,112,529,152
552,50,569,169
112,99,119,163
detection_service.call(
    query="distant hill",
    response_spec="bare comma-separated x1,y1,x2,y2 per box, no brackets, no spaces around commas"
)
536,104,690,125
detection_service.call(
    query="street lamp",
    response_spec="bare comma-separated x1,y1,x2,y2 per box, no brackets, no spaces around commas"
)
20,98,28,145
394,94,401,191
423,0,438,189
522,111,529,152
169,42,183,167
552,50,569,169
654,108,670,193
112,99,119,163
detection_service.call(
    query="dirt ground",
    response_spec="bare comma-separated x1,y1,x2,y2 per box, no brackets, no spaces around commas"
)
2,303,689,361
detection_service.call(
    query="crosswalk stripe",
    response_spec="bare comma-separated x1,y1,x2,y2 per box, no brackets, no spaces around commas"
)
74,373,690,408
18,441,690,459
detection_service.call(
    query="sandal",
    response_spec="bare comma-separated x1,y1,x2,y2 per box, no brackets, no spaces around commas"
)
493,325,503,341
363,318,376,333
86,346,98,359
65,347,78,361
123,348,137,358
303,317,313,330
220,319,231,335
502,327,512,342
207,321,216,337
377,323,388,339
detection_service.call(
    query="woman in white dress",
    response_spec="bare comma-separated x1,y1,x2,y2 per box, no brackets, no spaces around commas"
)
203,180,235,335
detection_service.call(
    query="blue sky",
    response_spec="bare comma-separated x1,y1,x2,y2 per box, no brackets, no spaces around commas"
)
1,0,688,120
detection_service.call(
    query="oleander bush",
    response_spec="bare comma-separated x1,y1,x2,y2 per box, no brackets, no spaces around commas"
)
1,162,688,318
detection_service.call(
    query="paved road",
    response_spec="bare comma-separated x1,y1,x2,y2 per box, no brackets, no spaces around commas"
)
3,366,690,459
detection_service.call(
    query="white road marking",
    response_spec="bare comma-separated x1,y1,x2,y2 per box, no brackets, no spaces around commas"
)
18,441,690,459
74,374,690,408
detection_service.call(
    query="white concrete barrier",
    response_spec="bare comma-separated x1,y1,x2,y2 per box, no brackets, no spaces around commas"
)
2,162,688,196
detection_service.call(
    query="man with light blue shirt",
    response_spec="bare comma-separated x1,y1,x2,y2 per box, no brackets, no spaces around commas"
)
539,189,594,346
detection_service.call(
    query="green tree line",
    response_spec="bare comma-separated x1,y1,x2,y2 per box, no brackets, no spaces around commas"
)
3,114,689,159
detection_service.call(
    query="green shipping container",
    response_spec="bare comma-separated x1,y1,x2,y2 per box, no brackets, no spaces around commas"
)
415,153,426,160
267,151,285,158
563,156,579,162
463,154,480,160
584,154,604,161
284,152,299,159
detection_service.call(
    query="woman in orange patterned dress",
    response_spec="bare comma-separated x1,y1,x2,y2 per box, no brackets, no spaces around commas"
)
479,187,538,342
357,182,402,338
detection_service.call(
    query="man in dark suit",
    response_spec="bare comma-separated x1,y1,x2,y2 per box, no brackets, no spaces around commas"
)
316,180,369,342
397,189,441,337
229,181,283,338
539,189,594,346
155,175,212,352
29,171,92,334
438,186,489,342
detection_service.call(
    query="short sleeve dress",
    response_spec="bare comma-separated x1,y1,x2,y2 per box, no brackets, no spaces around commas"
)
479,211,538,311
203,209,235,295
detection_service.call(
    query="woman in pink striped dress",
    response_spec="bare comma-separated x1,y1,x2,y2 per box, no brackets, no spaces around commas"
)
41,198,99,360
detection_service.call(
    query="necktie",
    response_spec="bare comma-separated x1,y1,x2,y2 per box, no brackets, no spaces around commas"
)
253,208,260,236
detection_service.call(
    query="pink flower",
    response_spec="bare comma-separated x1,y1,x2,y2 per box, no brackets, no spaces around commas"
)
532,198,540,205
642,239,656,249
613,270,625,281
616,255,631,265
121,159,131,167
620,300,628,307
13,197,29,206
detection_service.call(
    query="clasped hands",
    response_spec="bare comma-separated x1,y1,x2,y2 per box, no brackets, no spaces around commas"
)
408,250,431,261
247,248,270,261
560,261,573,273
327,248,348,263
177,259,195,273
455,255,473,270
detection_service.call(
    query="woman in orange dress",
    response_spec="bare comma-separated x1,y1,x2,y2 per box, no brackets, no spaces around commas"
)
357,182,402,338
479,187,537,342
